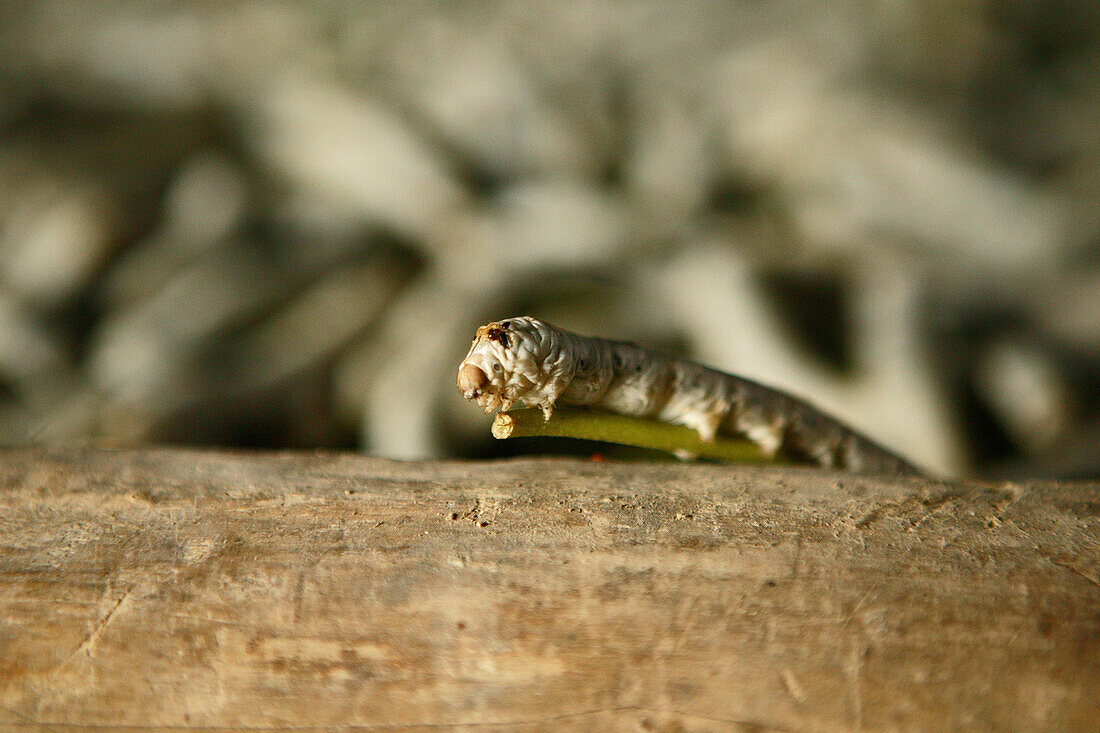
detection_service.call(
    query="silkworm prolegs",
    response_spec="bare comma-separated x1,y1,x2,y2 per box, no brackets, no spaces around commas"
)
458,316,921,476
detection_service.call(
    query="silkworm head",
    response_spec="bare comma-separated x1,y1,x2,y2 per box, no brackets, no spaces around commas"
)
457,317,546,412
457,363,490,397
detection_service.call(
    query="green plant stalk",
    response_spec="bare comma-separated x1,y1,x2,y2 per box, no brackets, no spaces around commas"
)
491,407,775,464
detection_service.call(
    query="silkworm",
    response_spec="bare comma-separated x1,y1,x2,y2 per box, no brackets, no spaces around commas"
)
458,316,921,476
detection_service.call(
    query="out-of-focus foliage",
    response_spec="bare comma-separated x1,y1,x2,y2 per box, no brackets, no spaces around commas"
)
0,1,1096,478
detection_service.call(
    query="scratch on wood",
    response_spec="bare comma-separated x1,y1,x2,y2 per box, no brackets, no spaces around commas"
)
912,500,953,528
1050,558,1100,588
854,504,891,529
293,569,307,624
846,640,865,729
61,586,133,667
992,483,1031,518
0,703,61,733
839,590,873,629
166,613,253,629
781,667,807,704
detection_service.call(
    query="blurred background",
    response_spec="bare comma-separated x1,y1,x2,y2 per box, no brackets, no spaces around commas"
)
0,1,1097,478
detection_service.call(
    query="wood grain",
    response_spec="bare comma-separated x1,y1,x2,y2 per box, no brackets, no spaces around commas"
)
0,448,1096,731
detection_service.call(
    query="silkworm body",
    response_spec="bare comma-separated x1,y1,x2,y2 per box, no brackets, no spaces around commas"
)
458,316,921,476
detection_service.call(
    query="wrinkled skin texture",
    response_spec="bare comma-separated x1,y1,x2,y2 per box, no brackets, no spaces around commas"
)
458,316,921,475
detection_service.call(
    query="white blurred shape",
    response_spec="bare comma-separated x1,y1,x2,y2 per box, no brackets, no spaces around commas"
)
493,181,631,272
712,39,1067,275
248,75,466,242
90,247,271,403
977,339,1070,452
240,261,403,391
624,97,710,233
1,187,113,307
163,153,249,244
105,154,248,308
0,292,64,381
336,274,487,459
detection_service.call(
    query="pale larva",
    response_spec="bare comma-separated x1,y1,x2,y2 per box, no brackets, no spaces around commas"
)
457,316,921,476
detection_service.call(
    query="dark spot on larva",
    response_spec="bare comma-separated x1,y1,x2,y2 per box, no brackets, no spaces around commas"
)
501,321,511,329
578,359,586,370
486,327,510,348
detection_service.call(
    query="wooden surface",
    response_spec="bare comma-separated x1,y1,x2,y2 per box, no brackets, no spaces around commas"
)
0,448,1096,731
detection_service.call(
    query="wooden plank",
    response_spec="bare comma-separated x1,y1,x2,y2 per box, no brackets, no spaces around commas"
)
0,448,1096,731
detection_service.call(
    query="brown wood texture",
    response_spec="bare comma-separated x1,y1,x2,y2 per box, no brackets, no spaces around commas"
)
0,448,1097,731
